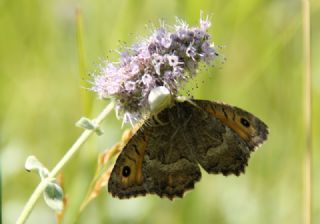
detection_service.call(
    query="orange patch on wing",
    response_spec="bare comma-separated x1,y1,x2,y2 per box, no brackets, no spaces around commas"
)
204,104,254,142
134,133,149,184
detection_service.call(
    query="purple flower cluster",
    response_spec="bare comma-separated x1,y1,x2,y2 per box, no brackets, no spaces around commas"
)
91,15,218,123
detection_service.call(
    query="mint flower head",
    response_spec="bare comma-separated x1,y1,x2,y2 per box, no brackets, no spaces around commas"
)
91,14,218,123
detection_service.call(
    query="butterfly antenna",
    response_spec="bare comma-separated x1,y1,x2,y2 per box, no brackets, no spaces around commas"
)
176,96,201,110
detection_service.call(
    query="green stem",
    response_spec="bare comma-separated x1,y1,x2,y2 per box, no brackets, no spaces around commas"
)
302,0,312,223
16,101,115,224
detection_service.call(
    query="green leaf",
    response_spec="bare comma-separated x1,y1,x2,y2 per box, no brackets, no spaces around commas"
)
43,181,64,211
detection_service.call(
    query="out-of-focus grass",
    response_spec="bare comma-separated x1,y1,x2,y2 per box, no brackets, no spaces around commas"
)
1,0,319,223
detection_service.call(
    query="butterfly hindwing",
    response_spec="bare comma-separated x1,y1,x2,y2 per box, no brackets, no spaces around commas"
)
189,100,268,175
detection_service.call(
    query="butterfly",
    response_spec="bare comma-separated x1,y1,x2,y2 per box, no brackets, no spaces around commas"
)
108,99,268,200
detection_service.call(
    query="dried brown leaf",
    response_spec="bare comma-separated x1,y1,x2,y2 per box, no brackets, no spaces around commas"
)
55,173,67,224
80,126,139,211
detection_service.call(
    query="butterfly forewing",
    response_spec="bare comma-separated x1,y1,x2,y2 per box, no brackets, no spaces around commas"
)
194,100,269,150
108,104,202,199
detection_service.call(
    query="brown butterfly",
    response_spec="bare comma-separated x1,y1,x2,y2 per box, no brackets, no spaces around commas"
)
108,99,268,200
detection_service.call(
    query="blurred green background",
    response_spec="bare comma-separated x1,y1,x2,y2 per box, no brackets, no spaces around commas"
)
1,0,319,223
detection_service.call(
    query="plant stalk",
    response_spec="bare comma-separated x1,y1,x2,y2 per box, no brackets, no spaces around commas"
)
16,101,115,224
302,0,312,223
